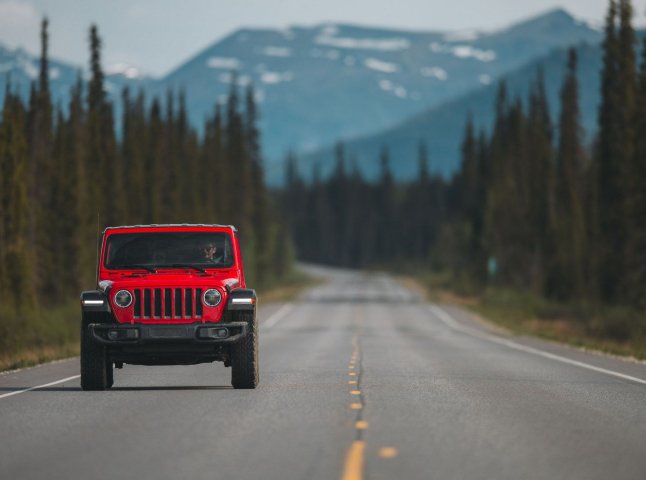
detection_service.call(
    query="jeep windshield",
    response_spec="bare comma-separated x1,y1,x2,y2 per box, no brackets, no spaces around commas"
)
104,232,234,270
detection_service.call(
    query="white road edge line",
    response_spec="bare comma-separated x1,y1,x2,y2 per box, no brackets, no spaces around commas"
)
0,375,81,400
428,305,646,386
263,302,294,330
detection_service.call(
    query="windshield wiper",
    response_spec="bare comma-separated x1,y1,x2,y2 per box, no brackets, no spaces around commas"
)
163,264,208,274
110,264,157,273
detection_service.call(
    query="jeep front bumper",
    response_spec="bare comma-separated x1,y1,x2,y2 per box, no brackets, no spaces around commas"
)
89,322,248,345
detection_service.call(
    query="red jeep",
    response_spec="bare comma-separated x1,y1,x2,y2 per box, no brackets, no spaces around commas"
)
80,224,258,391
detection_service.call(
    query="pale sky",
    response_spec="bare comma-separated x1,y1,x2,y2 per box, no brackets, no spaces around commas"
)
1,0,646,77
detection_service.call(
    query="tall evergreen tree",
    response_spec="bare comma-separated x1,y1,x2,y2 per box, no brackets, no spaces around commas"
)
87,24,123,226
27,17,54,299
225,78,251,234
627,34,646,307
245,85,271,285
375,146,395,262
526,68,554,294
553,49,588,300
456,116,487,277
146,98,163,222
0,92,35,309
200,103,221,222
596,0,626,302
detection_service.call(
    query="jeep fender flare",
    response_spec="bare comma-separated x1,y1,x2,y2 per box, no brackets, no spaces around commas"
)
80,290,112,314
226,288,257,311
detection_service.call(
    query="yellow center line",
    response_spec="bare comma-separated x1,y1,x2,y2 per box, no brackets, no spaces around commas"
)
355,420,369,430
340,306,367,480
341,440,365,480
378,447,398,459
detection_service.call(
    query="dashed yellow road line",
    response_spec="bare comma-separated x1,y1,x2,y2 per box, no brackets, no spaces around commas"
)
355,420,369,430
341,441,365,480
341,307,367,480
379,447,398,459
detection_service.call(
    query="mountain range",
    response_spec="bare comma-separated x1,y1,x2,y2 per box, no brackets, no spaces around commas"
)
298,41,604,182
0,8,605,183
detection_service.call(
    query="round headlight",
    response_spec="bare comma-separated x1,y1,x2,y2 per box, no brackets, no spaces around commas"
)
203,289,222,307
114,290,133,308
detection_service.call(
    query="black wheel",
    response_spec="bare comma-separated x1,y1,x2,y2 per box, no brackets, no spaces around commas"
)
80,313,109,391
231,311,259,389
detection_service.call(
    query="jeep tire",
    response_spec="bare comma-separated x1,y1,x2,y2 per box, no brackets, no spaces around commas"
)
81,314,111,391
231,311,259,389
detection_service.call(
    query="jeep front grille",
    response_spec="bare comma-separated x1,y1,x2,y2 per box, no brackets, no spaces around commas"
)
133,288,203,319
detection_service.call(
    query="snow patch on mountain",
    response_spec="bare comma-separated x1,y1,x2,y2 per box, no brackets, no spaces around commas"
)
479,74,492,85
261,71,294,84
453,45,496,62
365,58,399,73
218,72,252,85
320,24,340,36
315,34,410,51
379,79,408,98
206,57,242,70
394,86,407,98
258,46,292,57
430,42,496,62
420,66,448,80
18,56,37,79
106,63,144,79
379,79,393,91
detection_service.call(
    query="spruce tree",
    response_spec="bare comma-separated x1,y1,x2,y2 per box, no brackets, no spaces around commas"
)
245,85,271,285
0,92,35,309
202,103,224,222
627,34,646,307
28,17,54,300
376,146,395,262
554,49,588,300
67,77,93,288
225,78,251,232
596,0,625,301
526,68,554,294
457,116,484,277
146,98,163,222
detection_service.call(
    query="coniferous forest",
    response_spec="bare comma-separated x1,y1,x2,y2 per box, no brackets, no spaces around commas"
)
0,21,290,366
282,0,645,340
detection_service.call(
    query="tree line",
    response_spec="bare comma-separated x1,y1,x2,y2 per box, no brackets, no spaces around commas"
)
281,0,645,313
0,20,290,313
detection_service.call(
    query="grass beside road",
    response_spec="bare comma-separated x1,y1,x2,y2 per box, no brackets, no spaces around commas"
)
0,302,80,372
258,269,323,303
0,269,322,372
406,272,646,361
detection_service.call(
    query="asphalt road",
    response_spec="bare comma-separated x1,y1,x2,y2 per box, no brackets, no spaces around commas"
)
1,266,646,480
